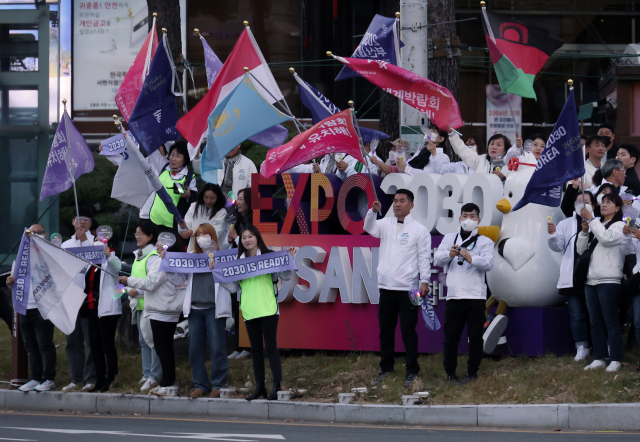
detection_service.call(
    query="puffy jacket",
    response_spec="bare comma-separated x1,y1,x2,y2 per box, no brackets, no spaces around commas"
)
127,258,188,320
576,219,633,284
364,210,431,291
98,254,123,317
547,214,580,289
433,229,494,300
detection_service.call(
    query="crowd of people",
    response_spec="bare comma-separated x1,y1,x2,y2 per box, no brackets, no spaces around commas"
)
6,121,640,399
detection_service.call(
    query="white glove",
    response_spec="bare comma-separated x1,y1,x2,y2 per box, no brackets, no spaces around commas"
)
225,317,235,332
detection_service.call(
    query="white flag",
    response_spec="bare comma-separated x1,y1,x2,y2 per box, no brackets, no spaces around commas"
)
30,237,87,334
110,132,163,208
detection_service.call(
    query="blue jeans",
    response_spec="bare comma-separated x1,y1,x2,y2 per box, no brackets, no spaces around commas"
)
585,284,624,362
188,308,228,391
137,310,162,382
566,294,589,348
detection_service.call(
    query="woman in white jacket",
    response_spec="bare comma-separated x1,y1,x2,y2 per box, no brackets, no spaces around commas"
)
182,224,232,399
577,193,632,372
119,237,188,397
179,183,228,252
547,191,595,362
448,130,511,178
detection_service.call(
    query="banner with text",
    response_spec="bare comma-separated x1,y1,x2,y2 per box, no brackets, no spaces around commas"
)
65,246,106,265
158,249,238,274
486,84,522,145
212,250,297,283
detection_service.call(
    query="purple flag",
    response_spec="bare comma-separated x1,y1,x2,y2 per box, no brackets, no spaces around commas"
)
11,229,30,315
201,35,224,88
40,110,95,201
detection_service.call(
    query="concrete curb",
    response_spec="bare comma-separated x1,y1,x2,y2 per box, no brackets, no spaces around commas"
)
2,390,640,431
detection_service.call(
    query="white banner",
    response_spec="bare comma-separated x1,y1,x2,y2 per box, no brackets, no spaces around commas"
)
73,0,150,111
486,85,522,146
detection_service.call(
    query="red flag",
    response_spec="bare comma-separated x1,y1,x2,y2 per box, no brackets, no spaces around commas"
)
176,28,283,147
115,18,159,121
334,56,463,129
261,109,364,178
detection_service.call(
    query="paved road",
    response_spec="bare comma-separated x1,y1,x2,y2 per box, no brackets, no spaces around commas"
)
0,411,638,442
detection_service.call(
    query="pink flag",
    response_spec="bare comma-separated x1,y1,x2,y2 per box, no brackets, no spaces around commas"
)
261,109,365,178
334,56,463,130
115,18,159,121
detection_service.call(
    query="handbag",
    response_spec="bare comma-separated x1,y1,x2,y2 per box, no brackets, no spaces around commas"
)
573,236,598,288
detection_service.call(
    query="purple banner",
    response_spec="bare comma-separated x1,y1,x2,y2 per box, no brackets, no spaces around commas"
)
11,230,30,314
159,248,238,274
212,250,297,283
65,245,106,265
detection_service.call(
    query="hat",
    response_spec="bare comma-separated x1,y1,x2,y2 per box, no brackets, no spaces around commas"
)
360,128,389,145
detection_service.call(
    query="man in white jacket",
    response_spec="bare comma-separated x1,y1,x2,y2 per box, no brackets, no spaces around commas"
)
433,203,494,385
364,189,431,388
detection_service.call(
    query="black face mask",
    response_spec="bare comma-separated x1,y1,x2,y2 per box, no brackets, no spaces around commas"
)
601,136,611,146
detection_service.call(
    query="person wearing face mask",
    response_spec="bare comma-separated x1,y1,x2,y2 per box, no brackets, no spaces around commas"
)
448,128,511,178
577,193,633,373
61,209,97,392
597,123,619,161
395,128,452,176
434,204,494,385
7,225,57,392
215,226,296,401
179,183,228,252
84,236,122,392
181,224,232,399
218,144,258,199
616,144,640,195
464,135,486,155
547,191,596,362
138,140,198,231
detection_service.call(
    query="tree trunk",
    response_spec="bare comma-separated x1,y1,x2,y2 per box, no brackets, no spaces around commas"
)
378,0,400,160
427,0,459,102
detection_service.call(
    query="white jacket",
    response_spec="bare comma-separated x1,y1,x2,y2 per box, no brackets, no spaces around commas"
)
434,160,474,176
547,214,580,289
449,132,494,174
433,229,494,300
285,163,315,173
127,258,188,319
98,254,123,317
576,219,633,284
403,151,451,176
632,237,640,274
364,210,431,291
337,155,379,180
178,203,228,252
587,178,628,196
216,154,257,198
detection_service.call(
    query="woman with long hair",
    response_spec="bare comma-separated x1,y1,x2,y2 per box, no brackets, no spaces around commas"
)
217,225,295,400
179,183,228,252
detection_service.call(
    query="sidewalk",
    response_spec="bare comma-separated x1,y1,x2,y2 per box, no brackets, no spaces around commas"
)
2,389,640,431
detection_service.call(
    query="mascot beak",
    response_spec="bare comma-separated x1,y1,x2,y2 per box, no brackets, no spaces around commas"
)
496,198,512,214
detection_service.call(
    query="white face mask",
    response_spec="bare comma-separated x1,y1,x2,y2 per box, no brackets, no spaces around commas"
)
575,202,594,216
460,218,478,232
388,151,396,162
197,235,215,250
34,234,45,239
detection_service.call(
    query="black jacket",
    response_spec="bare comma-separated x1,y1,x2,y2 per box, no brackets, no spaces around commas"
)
624,167,640,196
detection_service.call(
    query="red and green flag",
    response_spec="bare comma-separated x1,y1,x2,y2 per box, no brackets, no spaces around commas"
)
482,8,564,100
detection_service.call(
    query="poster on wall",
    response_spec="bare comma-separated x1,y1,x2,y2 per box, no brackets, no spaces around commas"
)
486,84,522,146
72,0,150,112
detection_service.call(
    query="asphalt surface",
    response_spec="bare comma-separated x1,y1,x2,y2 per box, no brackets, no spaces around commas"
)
0,411,638,442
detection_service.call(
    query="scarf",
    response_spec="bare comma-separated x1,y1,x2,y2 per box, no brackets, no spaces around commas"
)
222,153,241,196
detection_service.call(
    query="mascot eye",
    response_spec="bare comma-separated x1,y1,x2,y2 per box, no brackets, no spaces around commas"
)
508,192,513,198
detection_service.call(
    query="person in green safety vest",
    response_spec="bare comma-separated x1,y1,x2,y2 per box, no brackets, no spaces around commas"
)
142,140,198,230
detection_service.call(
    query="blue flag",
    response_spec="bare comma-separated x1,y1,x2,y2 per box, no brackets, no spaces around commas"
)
420,296,441,331
129,35,180,155
201,74,292,184
294,72,389,144
513,89,584,211
335,14,401,81
11,229,31,315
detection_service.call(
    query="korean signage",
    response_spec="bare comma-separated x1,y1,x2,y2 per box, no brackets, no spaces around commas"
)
486,84,522,145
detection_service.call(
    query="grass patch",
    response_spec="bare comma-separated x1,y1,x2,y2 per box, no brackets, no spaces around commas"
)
2,323,640,405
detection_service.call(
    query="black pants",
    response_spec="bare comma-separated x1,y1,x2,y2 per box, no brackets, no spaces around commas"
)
0,293,13,332
86,308,121,384
378,289,420,375
443,299,485,377
231,294,241,352
150,319,177,387
245,314,282,386
19,308,56,382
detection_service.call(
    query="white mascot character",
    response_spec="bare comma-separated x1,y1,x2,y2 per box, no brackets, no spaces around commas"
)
484,162,564,352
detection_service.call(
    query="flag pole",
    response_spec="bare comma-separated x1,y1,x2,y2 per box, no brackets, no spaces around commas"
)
569,78,586,210
28,233,125,278
61,99,81,223
348,101,378,201
396,11,403,143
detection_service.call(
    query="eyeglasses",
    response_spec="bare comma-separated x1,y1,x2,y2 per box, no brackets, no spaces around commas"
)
466,142,477,147
31,230,45,235
75,217,90,222
134,233,147,237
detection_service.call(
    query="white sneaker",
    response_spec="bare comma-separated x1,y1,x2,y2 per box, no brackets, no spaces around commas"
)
82,383,95,391
155,386,178,397
140,377,158,392
236,350,251,359
34,380,56,392
62,382,79,392
584,360,607,371
574,345,590,362
606,361,622,372
148,385,161,395
18,380,39,392
138,377,148,385
228,351,240,360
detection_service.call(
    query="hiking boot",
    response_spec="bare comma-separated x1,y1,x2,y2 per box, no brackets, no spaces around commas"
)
191,389,207,399
210,389,221,398
372,371,392,386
